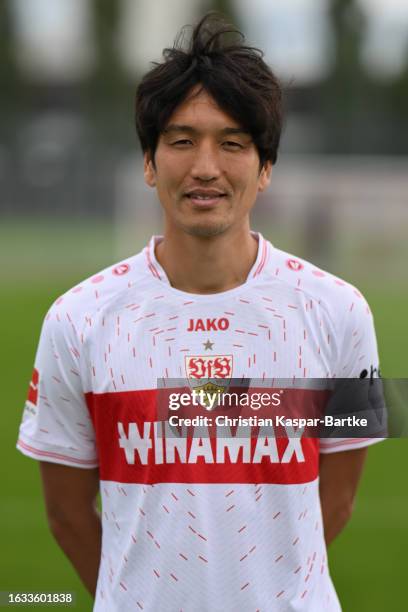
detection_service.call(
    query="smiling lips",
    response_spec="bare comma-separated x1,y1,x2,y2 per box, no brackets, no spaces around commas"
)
184,189,227,207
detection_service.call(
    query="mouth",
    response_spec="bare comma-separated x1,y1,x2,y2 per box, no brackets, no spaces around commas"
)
184,190,228,208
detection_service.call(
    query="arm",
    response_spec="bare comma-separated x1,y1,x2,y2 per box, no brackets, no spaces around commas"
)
39,462,102,597
319,447,367,546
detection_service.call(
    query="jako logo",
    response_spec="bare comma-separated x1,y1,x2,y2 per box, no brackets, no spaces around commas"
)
113,263,130,276
359,365,381,382
286,259,304,271
187,318,230,332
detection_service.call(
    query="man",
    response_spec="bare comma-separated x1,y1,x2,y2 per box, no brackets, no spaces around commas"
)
17,14,383,611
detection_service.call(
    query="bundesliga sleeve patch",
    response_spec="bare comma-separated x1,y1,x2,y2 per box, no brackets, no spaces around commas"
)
27,368,39,406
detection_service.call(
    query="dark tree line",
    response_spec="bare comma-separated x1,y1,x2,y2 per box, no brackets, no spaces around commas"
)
0,0,407,154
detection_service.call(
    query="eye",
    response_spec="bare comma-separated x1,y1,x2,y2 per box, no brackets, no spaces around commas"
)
171,139,193,146
223,141,244,149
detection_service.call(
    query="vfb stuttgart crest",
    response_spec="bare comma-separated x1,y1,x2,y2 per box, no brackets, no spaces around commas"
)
185,354,233,409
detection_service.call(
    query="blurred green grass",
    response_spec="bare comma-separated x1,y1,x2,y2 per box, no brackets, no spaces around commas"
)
0,221,407,611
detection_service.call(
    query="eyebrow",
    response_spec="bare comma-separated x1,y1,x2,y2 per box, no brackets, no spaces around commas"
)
162,124,251,137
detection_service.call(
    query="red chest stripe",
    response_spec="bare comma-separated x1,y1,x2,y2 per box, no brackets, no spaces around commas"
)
85,388,321,485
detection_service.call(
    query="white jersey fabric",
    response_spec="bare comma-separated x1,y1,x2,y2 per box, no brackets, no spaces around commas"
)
17,233,383,611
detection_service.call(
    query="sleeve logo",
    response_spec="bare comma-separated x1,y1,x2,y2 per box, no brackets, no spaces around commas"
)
27,367,39,406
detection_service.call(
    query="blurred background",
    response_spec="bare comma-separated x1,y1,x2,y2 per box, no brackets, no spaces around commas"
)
0,0,407,610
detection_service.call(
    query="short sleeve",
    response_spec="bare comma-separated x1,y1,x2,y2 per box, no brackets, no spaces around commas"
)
319,289,387,454
17,304,98,468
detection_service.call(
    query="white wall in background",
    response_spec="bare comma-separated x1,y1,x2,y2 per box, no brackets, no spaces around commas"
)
10,0,96,82
233,0,333,84
117,0,203,76
358,0,408,79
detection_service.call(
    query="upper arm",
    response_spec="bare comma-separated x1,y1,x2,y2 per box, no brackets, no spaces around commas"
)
320,284,386,454
39,462,100,524
17,303,98,468
319,447,368,507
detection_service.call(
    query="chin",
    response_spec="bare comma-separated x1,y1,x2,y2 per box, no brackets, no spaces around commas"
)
182,220,231,238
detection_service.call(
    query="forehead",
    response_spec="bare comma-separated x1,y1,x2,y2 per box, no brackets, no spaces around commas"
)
164,87,242,131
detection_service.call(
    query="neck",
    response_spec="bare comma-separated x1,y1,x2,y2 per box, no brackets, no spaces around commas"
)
155,225,259,294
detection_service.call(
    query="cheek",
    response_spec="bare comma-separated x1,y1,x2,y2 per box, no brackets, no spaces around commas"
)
155,159,186,193
231,157,262,193
235,170,262,199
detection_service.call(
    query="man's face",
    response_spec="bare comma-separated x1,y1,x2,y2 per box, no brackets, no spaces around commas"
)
144,88,272,238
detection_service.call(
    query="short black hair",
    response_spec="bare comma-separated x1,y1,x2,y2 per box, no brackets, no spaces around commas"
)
135,13,283,167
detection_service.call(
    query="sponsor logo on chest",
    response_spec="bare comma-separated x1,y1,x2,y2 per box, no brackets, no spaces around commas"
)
187,318,229,332
118,421,305,465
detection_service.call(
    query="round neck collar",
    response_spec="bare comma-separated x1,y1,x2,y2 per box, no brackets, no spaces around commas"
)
145,231,270,299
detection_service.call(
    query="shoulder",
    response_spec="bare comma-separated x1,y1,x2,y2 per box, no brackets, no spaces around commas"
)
268,244,371,310
263,243,374,333
43,247,153,330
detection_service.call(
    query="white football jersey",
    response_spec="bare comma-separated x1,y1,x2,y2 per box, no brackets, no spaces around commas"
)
17,233,384,611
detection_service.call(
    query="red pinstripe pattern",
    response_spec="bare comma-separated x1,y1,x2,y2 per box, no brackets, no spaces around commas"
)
319,436,385,450
253,237,268,277
146,240,162,280
17,438,97,466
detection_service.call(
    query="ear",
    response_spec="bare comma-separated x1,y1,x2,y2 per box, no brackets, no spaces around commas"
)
258,161,272,193
144,152,156,188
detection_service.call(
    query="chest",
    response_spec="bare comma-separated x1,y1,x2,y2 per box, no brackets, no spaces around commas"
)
82,292,338,393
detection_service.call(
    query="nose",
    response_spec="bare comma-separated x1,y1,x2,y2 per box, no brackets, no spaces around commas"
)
190,141,221,182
